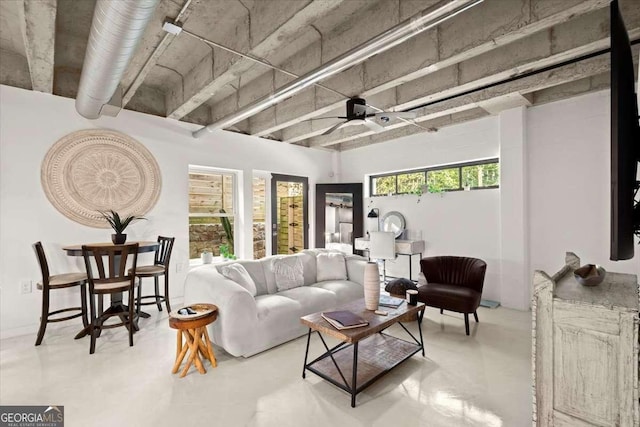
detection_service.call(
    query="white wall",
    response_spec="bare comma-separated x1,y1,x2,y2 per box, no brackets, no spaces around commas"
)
527,90,639,279
340,118,502,302
0,85,333,338
341,90,640,312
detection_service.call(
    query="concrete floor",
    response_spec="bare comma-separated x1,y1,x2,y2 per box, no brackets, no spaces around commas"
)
0,305,532,427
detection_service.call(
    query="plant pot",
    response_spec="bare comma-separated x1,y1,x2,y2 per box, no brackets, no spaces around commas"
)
363,262,380,310
112,233,127,244
201,251,213,264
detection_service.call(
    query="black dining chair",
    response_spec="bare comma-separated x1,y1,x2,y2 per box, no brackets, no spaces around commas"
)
33,242,88,346
82,243,139,354
132,236,175,314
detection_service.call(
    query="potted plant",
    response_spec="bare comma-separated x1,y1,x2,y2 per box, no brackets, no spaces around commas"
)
201,249,213,264
100,210,146,244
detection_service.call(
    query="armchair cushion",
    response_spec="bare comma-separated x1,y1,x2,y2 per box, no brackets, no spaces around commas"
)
417,283,481,313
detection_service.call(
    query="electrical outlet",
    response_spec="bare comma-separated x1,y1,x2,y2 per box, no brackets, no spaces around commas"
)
20,280,32,294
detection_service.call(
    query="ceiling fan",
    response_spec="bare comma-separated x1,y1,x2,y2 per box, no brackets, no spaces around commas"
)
320,98,417,136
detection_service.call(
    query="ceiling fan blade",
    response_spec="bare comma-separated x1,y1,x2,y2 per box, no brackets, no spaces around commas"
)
300,116,346,123
322,121,348,136
374,111,417,123
363,119,385,133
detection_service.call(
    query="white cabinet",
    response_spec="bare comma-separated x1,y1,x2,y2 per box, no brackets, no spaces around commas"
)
532,252,639,426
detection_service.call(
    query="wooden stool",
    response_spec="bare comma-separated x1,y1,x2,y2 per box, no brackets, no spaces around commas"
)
169,304,218,378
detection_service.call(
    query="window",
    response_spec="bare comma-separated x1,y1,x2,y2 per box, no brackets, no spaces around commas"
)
188,167,236,259
369,159,499,196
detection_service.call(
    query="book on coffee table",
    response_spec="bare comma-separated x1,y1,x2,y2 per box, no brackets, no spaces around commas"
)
379,294,405,308
321,310,368,330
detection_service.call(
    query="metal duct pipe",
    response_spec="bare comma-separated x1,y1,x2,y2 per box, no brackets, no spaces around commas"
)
76,0,160,119
193,0,483,138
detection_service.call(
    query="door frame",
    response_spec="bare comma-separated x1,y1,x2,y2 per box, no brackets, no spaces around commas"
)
315,183,363,250
271,174,309,254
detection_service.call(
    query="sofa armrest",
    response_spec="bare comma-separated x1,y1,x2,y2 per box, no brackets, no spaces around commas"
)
183,265,258,356
346,255,368,286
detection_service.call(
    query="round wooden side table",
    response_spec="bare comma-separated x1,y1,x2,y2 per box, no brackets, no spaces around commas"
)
169,304,218,378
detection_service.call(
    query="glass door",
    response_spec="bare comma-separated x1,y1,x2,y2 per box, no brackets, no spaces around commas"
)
271,174,308,255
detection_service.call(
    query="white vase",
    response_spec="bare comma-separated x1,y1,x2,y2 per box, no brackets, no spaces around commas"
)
363,261,380,310
201,251,213,264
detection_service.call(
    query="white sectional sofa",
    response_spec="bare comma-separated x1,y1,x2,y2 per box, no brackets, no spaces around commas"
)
183,249,367,357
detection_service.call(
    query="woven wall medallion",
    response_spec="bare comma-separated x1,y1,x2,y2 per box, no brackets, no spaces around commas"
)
41,129,162,228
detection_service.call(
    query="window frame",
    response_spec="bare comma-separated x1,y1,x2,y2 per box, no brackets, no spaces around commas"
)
369,158,499,197
188,165,239,259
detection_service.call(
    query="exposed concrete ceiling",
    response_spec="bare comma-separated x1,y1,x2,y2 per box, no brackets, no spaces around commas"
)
1,0,638,151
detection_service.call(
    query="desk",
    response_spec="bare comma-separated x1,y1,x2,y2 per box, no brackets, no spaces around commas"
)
63,241,159,335
354,238,425,281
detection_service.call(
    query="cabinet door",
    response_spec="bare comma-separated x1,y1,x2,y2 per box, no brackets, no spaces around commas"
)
552,301,638,426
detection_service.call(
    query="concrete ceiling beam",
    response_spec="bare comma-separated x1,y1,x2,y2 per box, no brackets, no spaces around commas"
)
284,12,640,145
166,0,345,120
20,0,56,93
309,52,614,148
121,0,197,107
249,0,610,139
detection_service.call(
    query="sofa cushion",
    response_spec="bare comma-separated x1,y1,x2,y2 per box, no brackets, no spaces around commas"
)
217,259,269,296
298,251,318,286
316,252,347,281
272,256,304,291
220,263,257,296
278,286,337,315
312,280,364,303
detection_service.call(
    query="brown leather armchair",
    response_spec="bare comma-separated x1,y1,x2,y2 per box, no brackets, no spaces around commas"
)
417,256,487,335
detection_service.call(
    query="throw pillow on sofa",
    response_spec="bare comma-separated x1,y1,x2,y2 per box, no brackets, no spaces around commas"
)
272,256,304,291
221,263,257,296
316,252,347,281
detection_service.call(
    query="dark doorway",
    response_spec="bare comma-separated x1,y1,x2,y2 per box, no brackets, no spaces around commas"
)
316,183,363,254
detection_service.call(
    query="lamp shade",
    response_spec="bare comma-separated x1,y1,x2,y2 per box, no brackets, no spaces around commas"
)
369,231,396,260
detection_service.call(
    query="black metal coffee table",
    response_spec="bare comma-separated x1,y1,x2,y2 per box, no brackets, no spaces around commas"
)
300,298,425,407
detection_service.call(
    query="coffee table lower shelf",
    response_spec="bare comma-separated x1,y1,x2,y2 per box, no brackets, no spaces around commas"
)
303,332,422,407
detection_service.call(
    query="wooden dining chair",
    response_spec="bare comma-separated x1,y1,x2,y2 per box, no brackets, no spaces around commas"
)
33,242,88,346
82,243,139,354
132,236,175,314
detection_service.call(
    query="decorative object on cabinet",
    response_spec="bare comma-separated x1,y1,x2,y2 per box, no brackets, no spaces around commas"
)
381,211,405,238
573,263,606,287
532,252,639,426
369,231,396,283
41,129,161,228
363,262,381,310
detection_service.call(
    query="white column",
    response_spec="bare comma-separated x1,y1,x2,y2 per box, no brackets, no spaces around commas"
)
499,107,529,310
238,168,254,259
